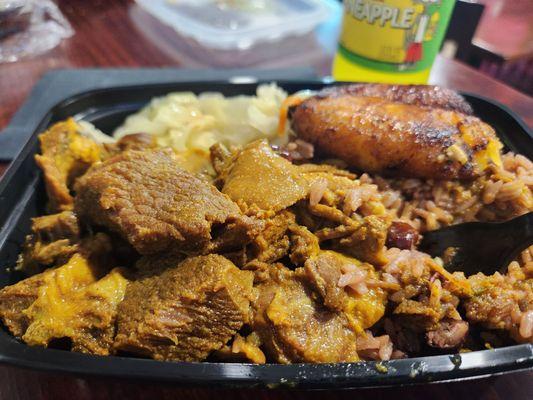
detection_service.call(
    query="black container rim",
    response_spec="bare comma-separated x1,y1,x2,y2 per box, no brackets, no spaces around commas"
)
0,333,531,389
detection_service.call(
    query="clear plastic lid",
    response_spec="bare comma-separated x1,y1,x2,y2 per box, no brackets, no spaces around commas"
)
135,0,335,50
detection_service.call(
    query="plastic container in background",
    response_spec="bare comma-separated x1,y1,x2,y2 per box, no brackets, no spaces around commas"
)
333,0,456,84
134,0,339,68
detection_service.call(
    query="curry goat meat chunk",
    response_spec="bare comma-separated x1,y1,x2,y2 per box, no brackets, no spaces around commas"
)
0,251,128,355
291,84,502,180
74,149,262,255
35,118,101,212
219,140,310,212
114,254,255,361
252,263,360,363
0,253,99,338
17,210,80,275
22,267,129,355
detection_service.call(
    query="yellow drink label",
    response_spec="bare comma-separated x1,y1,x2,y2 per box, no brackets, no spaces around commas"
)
338,0,455,72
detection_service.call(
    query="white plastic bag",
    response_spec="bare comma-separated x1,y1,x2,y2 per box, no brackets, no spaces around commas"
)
0,0,73,63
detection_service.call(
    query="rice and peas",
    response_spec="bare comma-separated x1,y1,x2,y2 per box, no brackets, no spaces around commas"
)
82,84,533,345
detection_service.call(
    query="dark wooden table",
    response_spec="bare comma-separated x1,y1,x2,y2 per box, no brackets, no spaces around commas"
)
0,1,531,399
474,0,533,61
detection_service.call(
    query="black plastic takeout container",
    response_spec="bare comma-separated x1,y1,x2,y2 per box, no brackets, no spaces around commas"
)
0,81,531,389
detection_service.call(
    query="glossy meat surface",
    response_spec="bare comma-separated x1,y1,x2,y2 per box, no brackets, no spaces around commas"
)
17,211,80,275
304,250,387,333
22,267,129,355
246,209,296,264
291,85,502,180
252,264,359,363
114,254,255,361
0,253,101,338
75,149,261,255
35,119,101,211
220,140,310,212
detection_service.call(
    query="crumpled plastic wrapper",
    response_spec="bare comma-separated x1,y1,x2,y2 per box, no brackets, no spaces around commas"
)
0,0,73,63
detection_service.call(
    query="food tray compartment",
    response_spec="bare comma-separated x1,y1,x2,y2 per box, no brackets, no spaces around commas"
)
0,81,531,388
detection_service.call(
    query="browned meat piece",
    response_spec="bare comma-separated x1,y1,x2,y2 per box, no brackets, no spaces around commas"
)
75,149,261,255
313,84,474,114
393,300,440,329
212,332,266,364
391,281,468,334
0,252,102,338
288,224,320,266
304,253,348,312
334,215,389,266
464,264,532,343
291,85,502,180
114,255,255,361
210,142,233,176
246,210,295,264
252,264,359,363
113,133,155,151
426,319,469,349
107,133,207,174
22,268,129,355
134,253,185,278
103,133,156,158
0,273,51,337
383,317,422,354
222,210,295,268
389,315,469,353
219,140,310,212
17,211,80,274
385,221,419,250
303,250,387,333
35,119,101,211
